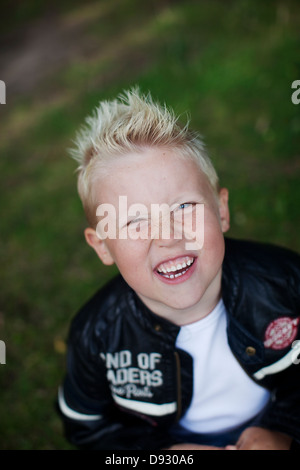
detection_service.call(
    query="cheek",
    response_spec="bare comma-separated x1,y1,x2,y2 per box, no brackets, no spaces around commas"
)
203,208,223,239
202,212,225,258
107,240,150,279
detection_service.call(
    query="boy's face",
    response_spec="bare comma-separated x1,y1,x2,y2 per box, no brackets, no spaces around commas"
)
85,148,230,325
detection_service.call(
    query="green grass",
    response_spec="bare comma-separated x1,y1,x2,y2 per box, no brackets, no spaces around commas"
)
0,0,299,449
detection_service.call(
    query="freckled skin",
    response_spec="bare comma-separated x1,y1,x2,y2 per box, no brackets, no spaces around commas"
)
85,148,230,326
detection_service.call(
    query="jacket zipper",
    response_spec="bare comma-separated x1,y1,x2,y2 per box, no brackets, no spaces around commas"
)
174,351,182,421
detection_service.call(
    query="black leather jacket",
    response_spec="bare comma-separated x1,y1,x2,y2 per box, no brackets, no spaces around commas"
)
58,238,300,449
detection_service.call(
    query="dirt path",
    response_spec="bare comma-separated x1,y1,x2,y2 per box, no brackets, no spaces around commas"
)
0,2,162,100
0,11,102,96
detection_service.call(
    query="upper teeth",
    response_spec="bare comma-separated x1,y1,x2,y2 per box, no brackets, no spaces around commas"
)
157,257,194,274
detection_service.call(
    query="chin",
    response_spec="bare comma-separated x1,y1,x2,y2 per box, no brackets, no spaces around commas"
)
163,292,204,311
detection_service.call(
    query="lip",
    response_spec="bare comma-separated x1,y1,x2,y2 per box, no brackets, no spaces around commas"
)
153,255,197,285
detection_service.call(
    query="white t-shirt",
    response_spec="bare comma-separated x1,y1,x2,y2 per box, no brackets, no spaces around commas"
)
176,299,270,433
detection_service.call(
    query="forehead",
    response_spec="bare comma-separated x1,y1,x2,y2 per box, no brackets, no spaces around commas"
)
94,148,213,204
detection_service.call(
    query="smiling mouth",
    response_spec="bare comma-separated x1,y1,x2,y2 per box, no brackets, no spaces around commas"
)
155,256,196,280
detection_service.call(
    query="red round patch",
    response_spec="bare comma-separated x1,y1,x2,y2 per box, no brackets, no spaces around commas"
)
264,317,300,350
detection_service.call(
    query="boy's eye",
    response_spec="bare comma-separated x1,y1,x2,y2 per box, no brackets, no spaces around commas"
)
126,218,150,235
179,203,192,210
177,202,196,212
127,218,147,226
173,202,197,221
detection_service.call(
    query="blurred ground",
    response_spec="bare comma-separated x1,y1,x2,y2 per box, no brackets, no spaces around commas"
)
0,13,92,95
0,0,299,449
0,1,158,96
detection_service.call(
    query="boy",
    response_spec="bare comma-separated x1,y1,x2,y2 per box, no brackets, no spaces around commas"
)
58,88,300,450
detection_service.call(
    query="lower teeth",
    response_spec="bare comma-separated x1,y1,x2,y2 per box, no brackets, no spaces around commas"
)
157,259,194,279
173,270,187,278
171,270,186,279
161,267,191,279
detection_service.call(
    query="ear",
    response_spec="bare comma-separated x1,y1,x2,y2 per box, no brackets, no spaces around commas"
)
84,227,115,265
218,188,230,233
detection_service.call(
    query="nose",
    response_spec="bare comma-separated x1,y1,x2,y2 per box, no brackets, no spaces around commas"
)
150,211,183,247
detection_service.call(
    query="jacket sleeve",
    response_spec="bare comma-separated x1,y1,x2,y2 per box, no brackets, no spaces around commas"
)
57,322,177,450
251,361,300,448
250,249,300,448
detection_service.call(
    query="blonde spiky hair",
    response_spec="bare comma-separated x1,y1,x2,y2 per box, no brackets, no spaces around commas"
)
70,87,219,226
